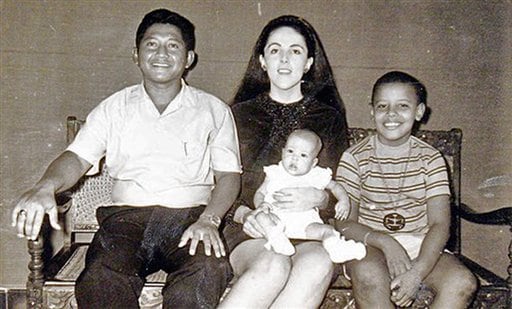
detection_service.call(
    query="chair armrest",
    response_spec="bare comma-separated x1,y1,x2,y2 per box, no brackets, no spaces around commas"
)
55,191,73,214
459,203,512,225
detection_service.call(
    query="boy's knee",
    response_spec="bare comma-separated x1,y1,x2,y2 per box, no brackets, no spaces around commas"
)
449,268,478,298
348,258,389,288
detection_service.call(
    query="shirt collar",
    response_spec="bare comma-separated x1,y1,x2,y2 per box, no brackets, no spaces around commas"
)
139,79,190,116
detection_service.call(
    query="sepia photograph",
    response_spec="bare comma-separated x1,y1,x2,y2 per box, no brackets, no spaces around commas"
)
1,1,510,308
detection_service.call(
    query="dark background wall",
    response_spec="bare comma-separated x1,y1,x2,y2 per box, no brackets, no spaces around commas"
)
1,0,511,288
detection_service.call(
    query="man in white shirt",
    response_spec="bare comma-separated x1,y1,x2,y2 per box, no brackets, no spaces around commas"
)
12,8,241,308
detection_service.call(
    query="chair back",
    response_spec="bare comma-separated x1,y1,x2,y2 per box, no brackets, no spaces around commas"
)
65,116,462,253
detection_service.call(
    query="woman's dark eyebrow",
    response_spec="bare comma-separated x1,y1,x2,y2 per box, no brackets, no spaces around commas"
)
290,44,306,50
266,42,282,48
266,42,306,50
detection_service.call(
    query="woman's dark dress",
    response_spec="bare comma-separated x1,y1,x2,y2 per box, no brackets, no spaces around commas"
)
224,93,348,251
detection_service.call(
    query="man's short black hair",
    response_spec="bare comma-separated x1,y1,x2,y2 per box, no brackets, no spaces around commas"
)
135,8,195,51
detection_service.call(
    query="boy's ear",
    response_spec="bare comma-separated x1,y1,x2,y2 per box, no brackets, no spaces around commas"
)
185,51,195,69
415,103,426,121
312,158,318,167
132,47,139,65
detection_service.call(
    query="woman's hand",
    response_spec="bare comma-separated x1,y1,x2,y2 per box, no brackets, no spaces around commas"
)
381,237,412,279
179,217,225,258
242,207,281,238
272,187,327,211
390,268,423,307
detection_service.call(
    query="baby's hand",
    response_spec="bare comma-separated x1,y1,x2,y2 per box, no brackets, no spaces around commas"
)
334,201,350,220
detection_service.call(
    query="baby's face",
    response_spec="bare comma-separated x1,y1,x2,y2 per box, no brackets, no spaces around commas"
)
281,135,318,176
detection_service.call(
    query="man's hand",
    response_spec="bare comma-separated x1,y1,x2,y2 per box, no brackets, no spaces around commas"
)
11,186,61,240
178,218,225,258
272,187,326,211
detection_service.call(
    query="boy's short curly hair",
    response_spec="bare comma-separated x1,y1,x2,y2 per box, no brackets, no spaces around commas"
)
372,71,427,105
135,8,195,51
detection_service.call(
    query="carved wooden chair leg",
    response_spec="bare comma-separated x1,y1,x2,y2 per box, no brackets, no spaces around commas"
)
27,238,44,309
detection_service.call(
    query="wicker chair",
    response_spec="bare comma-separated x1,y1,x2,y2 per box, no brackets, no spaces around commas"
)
26,116,511,308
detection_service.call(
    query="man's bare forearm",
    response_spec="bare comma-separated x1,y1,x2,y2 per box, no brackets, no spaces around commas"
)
203,171,240,218
35,151,92,194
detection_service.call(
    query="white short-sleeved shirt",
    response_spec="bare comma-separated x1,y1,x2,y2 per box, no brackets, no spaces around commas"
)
67,81,241,208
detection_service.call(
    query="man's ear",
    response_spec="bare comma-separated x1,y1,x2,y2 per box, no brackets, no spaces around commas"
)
259,54,267,71
185,51,195,69
415,103,426,121
132,47,139,65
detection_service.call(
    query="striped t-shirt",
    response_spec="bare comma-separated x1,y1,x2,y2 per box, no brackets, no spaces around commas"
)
336,135,450,237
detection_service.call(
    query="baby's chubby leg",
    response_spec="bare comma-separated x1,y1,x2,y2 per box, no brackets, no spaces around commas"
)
305,223,366,263
254,211,295,256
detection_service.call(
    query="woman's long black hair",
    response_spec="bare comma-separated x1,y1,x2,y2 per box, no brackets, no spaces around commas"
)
231,15,345,113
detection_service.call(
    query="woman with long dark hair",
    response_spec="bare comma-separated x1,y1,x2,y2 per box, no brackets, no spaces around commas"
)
221,15,349,308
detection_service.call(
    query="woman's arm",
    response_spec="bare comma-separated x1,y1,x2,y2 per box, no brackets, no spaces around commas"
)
253,177,270,209
272,187,328,211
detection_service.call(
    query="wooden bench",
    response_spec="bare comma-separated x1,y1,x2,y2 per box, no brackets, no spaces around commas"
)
26,116,511,308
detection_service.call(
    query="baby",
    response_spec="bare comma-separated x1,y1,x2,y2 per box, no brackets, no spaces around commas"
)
253,129,366,262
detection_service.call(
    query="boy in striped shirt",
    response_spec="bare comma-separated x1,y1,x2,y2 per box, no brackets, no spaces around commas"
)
336,71,476,308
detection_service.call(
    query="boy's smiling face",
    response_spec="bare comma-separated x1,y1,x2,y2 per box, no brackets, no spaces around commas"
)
133,23,195,87
371,82,425,146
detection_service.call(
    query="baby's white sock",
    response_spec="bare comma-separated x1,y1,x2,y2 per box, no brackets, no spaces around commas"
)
265,226,295,256
322,231,366,263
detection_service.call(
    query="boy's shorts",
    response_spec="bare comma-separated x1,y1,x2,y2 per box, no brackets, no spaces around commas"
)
341,233,452,281
394,234,425,259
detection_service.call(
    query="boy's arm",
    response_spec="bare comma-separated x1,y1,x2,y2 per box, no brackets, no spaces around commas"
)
389,194,450,307
411,194,451,278
336,198,412,278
